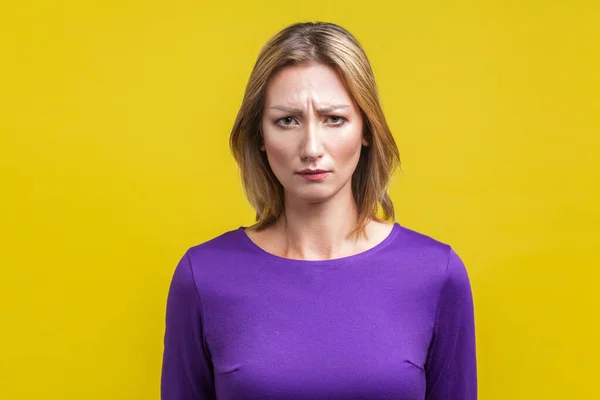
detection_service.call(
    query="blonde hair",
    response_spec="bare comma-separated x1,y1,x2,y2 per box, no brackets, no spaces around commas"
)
229,21,401,239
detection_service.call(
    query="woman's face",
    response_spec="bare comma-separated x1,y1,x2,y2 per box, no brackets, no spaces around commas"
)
261,63,367,205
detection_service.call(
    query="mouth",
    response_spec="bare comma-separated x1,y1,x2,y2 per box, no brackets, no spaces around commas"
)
296,169,330,181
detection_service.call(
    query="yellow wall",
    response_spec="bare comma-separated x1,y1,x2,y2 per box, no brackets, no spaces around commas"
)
2,1,598,398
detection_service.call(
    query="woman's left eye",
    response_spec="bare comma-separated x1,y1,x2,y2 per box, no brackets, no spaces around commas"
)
326,116,346,125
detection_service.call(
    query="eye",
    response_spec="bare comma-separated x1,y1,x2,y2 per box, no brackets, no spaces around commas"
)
275,116,298,128
326,116,347,125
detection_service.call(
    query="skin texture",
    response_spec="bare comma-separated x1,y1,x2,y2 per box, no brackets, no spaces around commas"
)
246,63,393,261
261,62,368,206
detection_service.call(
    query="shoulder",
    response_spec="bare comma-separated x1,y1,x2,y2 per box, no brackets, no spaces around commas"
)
393,224,449,252
173,226,249,281
388,223,470,290
392,223,456,263
185,226,244,259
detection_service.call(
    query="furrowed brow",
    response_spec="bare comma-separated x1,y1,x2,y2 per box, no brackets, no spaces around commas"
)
269,105,350,114
317,105,350,113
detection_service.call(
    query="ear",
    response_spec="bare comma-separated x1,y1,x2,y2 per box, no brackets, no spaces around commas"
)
361,122,370,146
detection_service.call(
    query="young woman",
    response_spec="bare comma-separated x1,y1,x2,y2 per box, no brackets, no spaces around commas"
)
161,21,477,400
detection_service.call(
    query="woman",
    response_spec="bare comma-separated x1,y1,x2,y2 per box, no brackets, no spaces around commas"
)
161,21,477,399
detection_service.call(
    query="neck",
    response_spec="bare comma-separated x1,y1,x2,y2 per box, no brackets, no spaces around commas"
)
275,184,363,260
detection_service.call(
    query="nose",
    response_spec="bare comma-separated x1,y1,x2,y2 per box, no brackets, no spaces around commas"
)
299,119,324,161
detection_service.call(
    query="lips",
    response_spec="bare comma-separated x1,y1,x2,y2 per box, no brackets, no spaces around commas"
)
297,169,329,174
297,169,330,181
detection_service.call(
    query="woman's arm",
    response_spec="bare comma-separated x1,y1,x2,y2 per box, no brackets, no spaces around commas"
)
425,248,478,399
161,250,216,399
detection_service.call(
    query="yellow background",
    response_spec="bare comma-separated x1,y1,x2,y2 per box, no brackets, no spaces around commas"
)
1,1,598,398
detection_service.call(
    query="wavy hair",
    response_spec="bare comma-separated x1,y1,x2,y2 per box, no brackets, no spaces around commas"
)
229,21,401,239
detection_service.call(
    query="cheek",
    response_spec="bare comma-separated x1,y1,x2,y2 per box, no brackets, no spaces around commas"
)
263,137,295,173
262,123,288,162
328,131,364,167
265,146,288,170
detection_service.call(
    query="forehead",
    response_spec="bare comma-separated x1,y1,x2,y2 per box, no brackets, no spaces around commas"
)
264,63,355,106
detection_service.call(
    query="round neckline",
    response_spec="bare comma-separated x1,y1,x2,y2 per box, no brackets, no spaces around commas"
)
237,222,400,267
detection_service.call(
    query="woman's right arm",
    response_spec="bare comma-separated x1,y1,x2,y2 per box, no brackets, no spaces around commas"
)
161,250,216,399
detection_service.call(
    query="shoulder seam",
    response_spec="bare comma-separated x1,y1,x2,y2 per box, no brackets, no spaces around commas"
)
185,250,212,359
425,245,453,392
432,246,453,331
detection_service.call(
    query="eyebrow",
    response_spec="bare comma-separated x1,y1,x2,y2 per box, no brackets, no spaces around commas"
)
268,105,350,114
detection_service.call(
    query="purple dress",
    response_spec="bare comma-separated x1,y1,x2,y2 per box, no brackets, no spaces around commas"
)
161,222,477,399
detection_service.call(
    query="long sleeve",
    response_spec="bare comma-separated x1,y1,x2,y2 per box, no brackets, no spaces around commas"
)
161,250,216,400
425,248,477,400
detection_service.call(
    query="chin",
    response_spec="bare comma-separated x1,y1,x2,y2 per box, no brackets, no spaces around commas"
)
287,185,344,204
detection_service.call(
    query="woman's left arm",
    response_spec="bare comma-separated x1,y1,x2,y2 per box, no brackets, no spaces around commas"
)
425,248,477,399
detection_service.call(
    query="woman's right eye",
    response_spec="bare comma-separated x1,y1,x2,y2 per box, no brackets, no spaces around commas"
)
276,117,297,127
